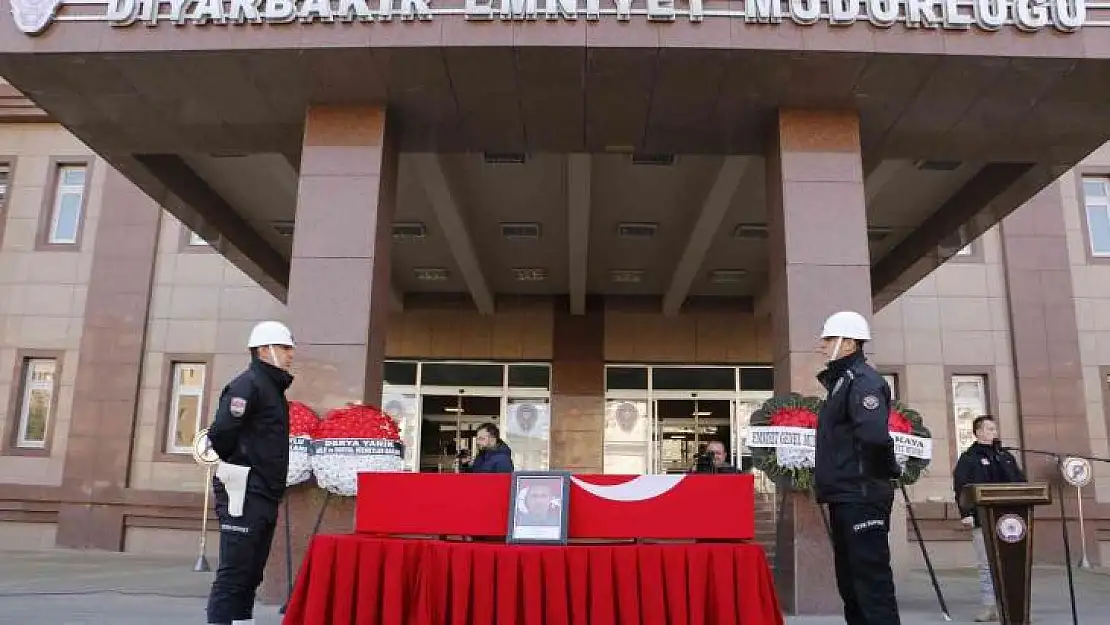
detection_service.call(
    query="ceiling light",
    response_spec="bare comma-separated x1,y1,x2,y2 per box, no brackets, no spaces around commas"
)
484,152,526,164
271,220,295,237
414,268,450,282
732,223,768,239
617,223,658,239
867,227,893,242
631,153,676,166
610,269,644,284
500,223,542,240
512,268,548,282
392,222,427,242
914,160,962,171
709,269,747,284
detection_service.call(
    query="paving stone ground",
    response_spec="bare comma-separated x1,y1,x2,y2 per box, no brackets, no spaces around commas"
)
0,549,1106,624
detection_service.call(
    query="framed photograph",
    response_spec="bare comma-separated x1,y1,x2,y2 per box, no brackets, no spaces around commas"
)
506,471,571,545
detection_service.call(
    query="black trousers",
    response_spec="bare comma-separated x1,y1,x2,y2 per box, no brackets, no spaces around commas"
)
828,497,902,625
206,481,279,624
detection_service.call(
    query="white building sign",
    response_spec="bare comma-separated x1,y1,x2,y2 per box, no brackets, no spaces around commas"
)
8,0,1098,35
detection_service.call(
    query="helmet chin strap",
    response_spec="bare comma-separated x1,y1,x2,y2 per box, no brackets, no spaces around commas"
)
267,346,281,370
828,337,844,363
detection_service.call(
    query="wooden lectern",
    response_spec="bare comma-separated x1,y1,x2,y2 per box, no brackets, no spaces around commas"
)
961,483,1052,625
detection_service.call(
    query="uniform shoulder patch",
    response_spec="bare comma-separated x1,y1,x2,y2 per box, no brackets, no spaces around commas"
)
229,397,247,417
861,395,881,410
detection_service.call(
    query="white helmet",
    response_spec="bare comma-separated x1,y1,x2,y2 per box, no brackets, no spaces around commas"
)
247,321,295,349
820,311,871,341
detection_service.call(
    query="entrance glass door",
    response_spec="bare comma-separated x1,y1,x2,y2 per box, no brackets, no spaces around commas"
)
652,398,732,474
603,398,650,474
735,391,775,493
417,393,502,472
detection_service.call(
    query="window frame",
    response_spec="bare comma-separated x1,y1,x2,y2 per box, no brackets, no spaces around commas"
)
36,158,93,251
1079,174,1110,261
878,367,905,403
946,369,997,462
0,157,16,250
179,222,216,253
155,354,214,463
944,225,984,264
3,350,63,457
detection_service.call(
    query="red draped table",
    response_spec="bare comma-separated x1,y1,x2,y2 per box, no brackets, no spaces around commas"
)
282,534,783,625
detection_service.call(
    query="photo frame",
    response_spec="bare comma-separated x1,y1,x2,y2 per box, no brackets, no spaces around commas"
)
506,471,571,545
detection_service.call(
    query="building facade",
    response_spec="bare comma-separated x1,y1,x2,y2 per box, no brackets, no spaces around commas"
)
5,7,1110,613
0,117,1108,590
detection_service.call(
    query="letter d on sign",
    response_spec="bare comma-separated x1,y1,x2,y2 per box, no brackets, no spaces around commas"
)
106,0,139,24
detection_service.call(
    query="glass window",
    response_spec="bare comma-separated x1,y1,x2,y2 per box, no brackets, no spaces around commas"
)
0,163,10,212
605,366,648,391
507,365,550,390
739,367,774,392
188,231,207,246
383,361,418,386
1082,177,1110,256
505,399,550,470
951,374,988,453
167,363,206,454
16,359,56,448
652,367,736,391
881,373,899,401
419,363,503,388
48,164,87,245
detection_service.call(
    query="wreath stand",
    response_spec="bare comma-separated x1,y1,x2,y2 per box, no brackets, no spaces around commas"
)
279,489,334,613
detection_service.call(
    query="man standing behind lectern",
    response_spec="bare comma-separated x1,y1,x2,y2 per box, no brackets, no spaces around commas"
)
953,415,1026,622
813,311,902,625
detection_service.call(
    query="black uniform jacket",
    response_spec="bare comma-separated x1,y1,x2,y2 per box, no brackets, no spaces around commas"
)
814,350,900,504
207,358,294,502
953,442,1026,526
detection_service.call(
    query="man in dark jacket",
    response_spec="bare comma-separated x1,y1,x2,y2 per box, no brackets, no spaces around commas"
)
813,311,901,625
953,415,1026,622
463,422,514,473
205,321,295,625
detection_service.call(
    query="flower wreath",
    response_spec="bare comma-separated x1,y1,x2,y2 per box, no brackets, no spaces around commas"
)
748,394,933,492
748,393,823,492
888,401,932,487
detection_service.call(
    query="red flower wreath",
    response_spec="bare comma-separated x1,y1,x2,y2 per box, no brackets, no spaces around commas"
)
770,407,818,430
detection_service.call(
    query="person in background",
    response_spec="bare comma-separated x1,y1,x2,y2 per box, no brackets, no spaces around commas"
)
205,321,296,625
692,440,739,474
952,415,1026,622
460,422,514,473
813,311,902,625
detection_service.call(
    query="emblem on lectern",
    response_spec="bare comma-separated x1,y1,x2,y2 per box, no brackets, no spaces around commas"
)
996,514,1026,544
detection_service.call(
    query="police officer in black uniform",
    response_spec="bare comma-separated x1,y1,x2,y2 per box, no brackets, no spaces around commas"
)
814,311,902,625
205,320,296,625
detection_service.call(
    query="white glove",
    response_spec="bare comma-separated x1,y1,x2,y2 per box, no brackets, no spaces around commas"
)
216,462,251,517
961,515,974,528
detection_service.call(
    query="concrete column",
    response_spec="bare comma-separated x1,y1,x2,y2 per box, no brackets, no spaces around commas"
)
260,105,398,604
549,296,605,472
766,110,907,614
999,182,1093,564
56,167,161,550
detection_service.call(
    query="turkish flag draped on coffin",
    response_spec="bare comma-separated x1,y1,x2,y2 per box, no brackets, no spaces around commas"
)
355,473,755,540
